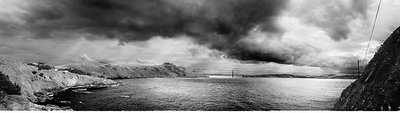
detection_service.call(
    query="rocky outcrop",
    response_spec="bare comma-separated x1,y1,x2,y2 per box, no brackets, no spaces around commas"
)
0,56,118,110
334,26,400,111
58,62,203,79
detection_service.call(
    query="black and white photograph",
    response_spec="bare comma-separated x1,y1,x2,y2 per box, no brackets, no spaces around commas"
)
0,0,399,111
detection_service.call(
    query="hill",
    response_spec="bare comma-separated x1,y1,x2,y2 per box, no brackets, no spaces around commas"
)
0,56,118,110
334,26,400,110
57,61,203,79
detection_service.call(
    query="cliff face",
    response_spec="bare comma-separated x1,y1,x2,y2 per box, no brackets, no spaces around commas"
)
334,26,400,110
58,62,202,79
0,56,118,110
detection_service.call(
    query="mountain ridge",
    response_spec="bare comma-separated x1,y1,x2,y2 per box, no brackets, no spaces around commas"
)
57,61,203,79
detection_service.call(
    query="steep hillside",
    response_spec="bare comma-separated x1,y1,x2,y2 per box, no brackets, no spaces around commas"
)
58,62,202,79
0,56,118,110
334,26,400,110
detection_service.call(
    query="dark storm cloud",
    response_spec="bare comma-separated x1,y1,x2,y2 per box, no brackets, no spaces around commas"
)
228,47,289,64
2,0,290,63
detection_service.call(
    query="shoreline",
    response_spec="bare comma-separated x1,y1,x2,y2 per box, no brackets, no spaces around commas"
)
34,83,120,111
0,56,119,111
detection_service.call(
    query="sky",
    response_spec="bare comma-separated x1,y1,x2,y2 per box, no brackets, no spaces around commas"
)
1,0,400,75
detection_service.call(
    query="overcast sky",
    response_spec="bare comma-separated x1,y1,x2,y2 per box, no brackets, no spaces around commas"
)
1,0,400,75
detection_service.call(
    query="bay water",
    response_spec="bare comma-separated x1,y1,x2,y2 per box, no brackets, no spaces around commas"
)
53,78,354,111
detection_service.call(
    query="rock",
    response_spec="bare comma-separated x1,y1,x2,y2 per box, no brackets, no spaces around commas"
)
0,95,31,110
30,104,73,111
59,101,71,104
334,26,400,110
0,56,118,110
119,95,130,98
71,88,93,94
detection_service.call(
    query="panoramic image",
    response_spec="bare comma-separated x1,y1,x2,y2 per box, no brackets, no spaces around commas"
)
1,0,400,111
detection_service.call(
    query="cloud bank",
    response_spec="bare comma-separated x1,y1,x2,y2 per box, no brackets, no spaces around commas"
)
0,0,293,63
1,0,400,74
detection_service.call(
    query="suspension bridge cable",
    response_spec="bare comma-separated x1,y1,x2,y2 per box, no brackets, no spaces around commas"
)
362,0,382,66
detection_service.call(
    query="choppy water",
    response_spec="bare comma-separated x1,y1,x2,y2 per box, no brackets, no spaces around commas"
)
54,78,354,111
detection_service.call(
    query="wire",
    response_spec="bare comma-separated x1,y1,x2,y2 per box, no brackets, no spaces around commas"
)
362,0,382,66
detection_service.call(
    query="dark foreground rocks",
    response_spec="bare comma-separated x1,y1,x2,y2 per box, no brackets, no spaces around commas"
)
0,56,118,110
334,26,400,111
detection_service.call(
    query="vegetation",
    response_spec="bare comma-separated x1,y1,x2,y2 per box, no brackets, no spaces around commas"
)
0,71,21,95
27,62,54,70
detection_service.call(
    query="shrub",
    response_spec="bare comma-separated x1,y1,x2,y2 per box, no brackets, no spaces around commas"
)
0,71,21,95
27,62,54,70
37,64,53,70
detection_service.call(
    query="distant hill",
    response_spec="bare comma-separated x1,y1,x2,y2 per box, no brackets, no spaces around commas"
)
57,61,204,79
207,74,359,79
243,74,309,78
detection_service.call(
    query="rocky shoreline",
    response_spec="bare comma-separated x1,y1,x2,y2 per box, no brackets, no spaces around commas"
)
0,56,119,110
33,83,120,111
0,56,202,111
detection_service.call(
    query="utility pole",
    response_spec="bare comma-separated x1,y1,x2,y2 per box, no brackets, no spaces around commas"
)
357,60,360,78
232,70,234,78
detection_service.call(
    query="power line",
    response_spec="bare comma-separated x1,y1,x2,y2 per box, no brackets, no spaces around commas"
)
362,0,382,66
